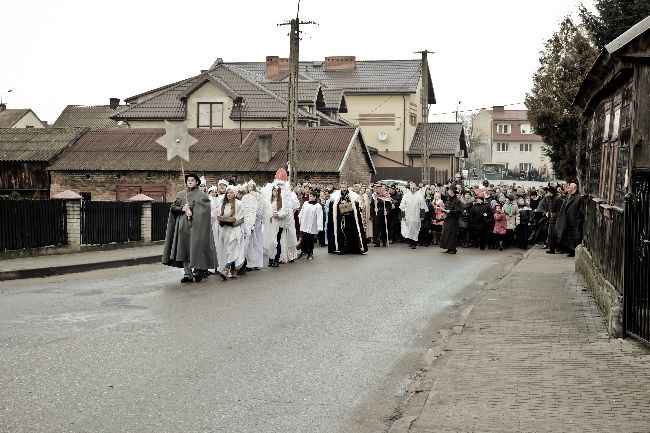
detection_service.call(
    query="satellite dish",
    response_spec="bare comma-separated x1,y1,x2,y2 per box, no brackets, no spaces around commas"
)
378,131,388,141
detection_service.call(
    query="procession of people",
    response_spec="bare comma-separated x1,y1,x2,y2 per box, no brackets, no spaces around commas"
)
162,170,584,283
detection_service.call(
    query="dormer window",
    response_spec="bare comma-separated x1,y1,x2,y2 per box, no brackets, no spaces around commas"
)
497,123,511,134
198,102,223,129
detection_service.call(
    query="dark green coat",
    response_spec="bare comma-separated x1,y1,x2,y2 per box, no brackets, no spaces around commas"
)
162,187,216,270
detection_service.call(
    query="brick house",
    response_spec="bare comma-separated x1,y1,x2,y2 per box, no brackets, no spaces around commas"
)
48,126,374,201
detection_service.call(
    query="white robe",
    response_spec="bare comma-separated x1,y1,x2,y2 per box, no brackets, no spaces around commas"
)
242,191,264,268
217,200,246,271
263,198,289,260
299,201,323,234
209,195,223,269
400,189,428,241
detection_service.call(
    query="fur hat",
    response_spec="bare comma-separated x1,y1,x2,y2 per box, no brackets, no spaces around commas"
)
217,179,229,186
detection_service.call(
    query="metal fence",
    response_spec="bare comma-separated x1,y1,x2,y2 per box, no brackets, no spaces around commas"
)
152,202,170,241
0,200,68,251
624,168,650,346
81,201,142,245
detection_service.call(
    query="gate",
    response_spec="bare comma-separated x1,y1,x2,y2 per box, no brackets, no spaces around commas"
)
624,168,650,346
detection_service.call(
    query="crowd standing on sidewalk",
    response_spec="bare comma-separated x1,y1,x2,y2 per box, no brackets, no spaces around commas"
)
162,170,584,283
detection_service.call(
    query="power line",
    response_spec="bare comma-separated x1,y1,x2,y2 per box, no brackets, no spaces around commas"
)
429,102,526,117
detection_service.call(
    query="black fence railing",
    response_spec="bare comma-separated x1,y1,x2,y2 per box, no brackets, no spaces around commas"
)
0,200,68,251
624,168,650,346
152,202,170,242
81,201,142,245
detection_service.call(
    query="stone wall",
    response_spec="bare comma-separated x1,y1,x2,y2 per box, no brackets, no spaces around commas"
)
50,170,356,201
575,245,623,337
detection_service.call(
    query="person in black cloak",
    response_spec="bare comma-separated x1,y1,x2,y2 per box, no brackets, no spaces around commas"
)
162,173,217,283
326,181,368,255
439,185,463,254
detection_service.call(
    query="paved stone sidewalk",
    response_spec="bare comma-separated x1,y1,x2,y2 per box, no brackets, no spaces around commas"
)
391,247,650,433
0,244,163,280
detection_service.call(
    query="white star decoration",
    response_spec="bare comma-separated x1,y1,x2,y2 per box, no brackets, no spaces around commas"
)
155,120,198,161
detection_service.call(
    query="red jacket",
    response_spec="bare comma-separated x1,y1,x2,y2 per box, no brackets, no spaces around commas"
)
493,211,507,235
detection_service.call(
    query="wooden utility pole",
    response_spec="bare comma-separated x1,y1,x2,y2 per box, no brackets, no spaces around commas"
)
287,18,299,181
279,14,315,182
417,50,432,184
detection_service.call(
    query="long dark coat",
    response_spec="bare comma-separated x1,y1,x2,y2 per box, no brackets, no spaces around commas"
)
440,195,463,250
555,193,583,249
162,187,216,270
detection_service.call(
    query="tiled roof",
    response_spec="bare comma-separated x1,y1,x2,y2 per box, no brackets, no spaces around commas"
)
53,105,128,128
261,81,320,104
227,59,436,103
0,109,31,128
113,77,198,120
488,110,530,121
0,128,86,162
115,65,316,121
49,126,373,174
408,123,467,156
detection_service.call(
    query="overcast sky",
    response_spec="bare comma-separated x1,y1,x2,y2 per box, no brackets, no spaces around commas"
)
1,0,595,124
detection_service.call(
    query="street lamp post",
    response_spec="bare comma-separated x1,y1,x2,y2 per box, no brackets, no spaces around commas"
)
1,89,12,105
233,97,245,146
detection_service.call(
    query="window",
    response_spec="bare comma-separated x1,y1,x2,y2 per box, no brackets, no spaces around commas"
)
520,143,531,152
496,142,509,152
519,163,532,172
497,124,511,134
197,102,223,129
520,123,531,134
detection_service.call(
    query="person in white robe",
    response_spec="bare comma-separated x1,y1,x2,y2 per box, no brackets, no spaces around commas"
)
298,189,323,260
217,186,246,278
241,180,264,270
400,183,428,249
262,184,289,267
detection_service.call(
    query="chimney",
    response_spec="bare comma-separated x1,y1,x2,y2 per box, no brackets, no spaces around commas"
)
492,105,504,112
324,56,356,72
258,134,273,163
109,98,120,109
265,56,290,80
0,103,5,111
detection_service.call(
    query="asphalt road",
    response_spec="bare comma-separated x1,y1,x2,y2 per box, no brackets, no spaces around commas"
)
0,245,515,433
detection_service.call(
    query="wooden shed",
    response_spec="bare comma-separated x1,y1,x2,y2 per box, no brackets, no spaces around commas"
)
573,15,650,344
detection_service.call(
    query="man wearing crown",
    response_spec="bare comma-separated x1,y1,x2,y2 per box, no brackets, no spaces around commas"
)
326,181,368,255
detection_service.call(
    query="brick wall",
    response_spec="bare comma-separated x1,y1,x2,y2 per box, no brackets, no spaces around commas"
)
50,170,353,201
339,137,373,185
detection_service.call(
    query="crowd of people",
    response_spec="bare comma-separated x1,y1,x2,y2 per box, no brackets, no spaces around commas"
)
161,169,584,283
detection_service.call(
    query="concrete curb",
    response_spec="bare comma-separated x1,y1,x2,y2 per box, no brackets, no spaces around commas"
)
0,255,162,281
